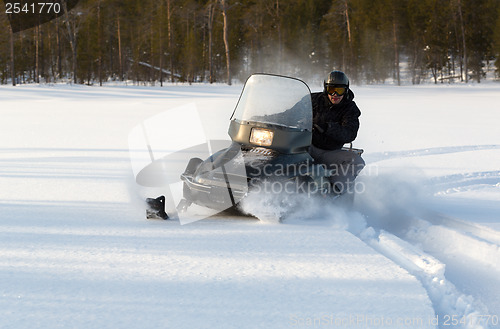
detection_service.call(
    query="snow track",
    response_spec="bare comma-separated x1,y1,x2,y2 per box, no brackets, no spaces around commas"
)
366,145,500,164
353,112,500,328
430,171,500,196
410,214,500,266
423,214,500,247
357,210,500,329
406,214,500,328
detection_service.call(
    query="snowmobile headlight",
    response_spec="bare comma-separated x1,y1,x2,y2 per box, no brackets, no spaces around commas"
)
250,128,274,147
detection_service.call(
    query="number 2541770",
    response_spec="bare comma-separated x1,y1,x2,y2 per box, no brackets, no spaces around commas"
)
5,2,61,14
442,315,499,326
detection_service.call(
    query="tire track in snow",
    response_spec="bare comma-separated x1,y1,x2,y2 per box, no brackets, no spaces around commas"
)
405,214,500,329
365,145,500,163
356,211,500,329
414,213,500,254
428,171,500,196
359,227,493,329
353,150,499,329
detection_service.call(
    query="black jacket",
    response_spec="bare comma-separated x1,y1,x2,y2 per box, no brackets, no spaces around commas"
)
311,90,361,150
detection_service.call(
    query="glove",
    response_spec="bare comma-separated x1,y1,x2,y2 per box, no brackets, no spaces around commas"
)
313,117,326,133
313,123,325,133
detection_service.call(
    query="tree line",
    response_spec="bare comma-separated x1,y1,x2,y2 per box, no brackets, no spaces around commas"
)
1,0,499,86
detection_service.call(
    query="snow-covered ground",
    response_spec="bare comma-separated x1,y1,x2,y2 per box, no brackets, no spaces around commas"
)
0,82,498,329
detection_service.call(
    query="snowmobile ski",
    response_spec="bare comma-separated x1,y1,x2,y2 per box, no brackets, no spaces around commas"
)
146,195,169,220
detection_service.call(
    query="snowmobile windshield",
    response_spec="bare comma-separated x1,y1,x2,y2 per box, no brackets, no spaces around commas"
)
230,74,312,131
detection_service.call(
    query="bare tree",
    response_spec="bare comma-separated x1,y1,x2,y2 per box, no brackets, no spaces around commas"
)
275,0,282,73
343,0,353,72
116,13,123,81
97,0,102,86
34,26,40,83
56,19,62,79
159,0,164,86
220,0,231,85
455,0,467,82
9,25,15,86
207,1,216,83
391,2,401,86
62,0,81,83
167,0,174,82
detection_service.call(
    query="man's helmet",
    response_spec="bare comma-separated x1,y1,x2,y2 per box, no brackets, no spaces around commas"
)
324,71,349,96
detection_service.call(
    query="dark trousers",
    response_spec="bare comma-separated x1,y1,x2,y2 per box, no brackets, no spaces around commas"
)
309,145,365,193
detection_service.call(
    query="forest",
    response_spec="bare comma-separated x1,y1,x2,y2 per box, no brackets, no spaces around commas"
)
1,0,499,86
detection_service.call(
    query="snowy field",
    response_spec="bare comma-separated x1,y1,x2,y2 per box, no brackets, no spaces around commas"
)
0,81,499,329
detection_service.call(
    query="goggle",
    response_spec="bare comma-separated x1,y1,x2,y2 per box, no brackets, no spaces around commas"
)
325,85,347,96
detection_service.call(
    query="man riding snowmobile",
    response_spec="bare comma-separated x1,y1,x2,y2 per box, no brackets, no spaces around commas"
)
145,73,364,220
309,70,365,195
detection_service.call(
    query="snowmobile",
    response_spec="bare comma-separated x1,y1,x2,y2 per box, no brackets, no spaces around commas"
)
146,73,363,220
